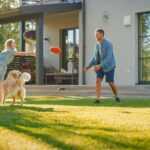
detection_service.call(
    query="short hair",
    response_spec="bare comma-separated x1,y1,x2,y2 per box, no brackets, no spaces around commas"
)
4,39,15,49
96,29,105,36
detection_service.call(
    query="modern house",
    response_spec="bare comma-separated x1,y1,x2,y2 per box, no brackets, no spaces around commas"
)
0,0,150,86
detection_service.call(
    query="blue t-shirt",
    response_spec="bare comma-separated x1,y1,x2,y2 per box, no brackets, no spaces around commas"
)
87,39,116,72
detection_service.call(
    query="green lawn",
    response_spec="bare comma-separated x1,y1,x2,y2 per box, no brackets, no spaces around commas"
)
0,96,150,150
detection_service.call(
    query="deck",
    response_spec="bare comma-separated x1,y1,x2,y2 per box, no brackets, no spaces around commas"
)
26,85,150,98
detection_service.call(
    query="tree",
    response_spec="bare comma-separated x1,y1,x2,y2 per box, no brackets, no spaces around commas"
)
0,23,20,51
0,0,20,51
0,0,19,10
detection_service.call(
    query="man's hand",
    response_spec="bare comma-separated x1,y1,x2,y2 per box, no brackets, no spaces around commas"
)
94,65,101,72
83,67,89,72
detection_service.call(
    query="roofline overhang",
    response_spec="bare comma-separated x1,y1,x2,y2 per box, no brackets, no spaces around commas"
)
0,2,82,24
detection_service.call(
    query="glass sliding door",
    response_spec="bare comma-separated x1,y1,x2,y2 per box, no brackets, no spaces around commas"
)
61,28,79,71
138,12,150,84
60,28,79,84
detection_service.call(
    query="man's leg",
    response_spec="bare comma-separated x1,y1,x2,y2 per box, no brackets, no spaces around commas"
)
109,82,118,96
108,82,120,102
106,69,120,102
96,78,103,102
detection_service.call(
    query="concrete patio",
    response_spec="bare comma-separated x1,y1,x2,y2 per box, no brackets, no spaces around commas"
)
26,85,150,98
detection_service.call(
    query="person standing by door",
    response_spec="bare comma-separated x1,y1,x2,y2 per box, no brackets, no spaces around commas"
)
84,29,120,103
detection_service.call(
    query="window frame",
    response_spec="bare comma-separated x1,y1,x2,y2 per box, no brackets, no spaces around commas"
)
138,12,150,84
59,27,79,71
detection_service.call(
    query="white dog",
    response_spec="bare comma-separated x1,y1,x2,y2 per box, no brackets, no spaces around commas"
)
0,70,31,105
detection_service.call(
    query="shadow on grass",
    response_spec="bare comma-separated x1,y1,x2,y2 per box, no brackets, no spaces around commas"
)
0,105,149,150
0,106,80,149
25,97,150,108
10,105,54,112
55,126,146,150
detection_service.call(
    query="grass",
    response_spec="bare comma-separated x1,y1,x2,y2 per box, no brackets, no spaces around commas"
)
0,96,150,150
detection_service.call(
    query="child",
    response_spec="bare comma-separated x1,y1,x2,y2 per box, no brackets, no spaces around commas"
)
0,39,16,80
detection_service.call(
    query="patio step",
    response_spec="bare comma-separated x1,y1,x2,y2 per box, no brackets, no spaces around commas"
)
25,85,150,97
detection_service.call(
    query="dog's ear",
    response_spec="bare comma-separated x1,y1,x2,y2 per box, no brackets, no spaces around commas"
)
12,73,18,79
6,70,21,80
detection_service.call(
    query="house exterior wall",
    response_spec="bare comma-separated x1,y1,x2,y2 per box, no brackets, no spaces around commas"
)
83,0,150,86
44,11,79,70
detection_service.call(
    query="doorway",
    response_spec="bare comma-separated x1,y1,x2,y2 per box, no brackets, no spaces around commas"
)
60,28,79,84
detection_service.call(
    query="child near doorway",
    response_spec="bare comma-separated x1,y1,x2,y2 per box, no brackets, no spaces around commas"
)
0,39,16,80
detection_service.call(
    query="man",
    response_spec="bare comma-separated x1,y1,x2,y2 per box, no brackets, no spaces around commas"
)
84,29,120,103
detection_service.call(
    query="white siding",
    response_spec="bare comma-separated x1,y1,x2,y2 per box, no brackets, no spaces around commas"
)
84,0,150,86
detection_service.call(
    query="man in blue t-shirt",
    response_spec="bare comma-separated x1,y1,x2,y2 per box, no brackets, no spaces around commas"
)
84,29,120,103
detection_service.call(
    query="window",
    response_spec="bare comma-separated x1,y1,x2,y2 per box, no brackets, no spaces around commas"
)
61,28,79,73
138,12,150,83
23,20,36,52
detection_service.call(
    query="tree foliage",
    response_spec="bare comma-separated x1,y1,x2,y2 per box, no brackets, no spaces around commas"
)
0,0,20,51
0,0,19,10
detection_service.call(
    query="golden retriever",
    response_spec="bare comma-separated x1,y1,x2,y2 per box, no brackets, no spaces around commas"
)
0,70,31,105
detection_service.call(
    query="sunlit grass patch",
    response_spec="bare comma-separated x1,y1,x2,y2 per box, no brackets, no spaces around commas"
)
0,97,150,150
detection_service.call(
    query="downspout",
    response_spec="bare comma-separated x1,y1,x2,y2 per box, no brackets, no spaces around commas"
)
20,21,25,51
36,13,44,85
82,0,86,84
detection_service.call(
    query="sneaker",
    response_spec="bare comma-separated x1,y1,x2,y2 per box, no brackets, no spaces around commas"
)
115,96,121,102
94,99,101,103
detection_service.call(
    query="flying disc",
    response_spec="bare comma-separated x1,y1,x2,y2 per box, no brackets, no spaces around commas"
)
21,72,31,82
50,47,61,55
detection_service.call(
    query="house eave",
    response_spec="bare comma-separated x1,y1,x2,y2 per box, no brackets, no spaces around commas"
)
0,2,82,24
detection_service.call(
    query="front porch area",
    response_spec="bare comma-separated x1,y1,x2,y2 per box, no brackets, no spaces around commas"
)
0,1,83,85
26,85,150,98
43,11,80,85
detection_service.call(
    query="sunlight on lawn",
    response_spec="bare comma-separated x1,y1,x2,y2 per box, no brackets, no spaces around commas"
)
0,97,150,150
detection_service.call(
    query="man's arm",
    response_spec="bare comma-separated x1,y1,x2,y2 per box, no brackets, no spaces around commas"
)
86,56,96,70
85,44,99,70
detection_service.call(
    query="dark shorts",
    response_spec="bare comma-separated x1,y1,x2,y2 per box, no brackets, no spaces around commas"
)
96,69,115,82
